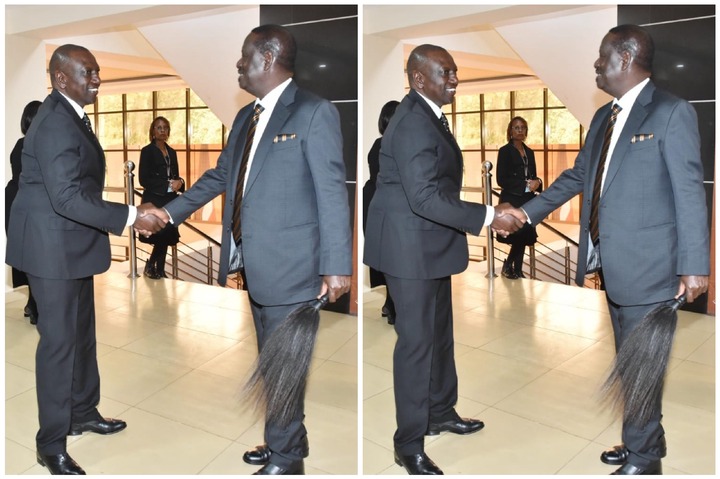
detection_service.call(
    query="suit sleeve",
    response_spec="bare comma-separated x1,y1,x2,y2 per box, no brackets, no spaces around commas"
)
164,111,246,224
392,112,486,235
34,115,127,235
663,101,710,275
303,100,353,276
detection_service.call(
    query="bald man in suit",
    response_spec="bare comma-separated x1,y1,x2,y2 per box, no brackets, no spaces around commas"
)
6,44,165,475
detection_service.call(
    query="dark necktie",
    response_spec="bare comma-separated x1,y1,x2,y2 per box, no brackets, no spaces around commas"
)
82,113,93,133
232,103,264,244
589,103,622,245
440,113,451,133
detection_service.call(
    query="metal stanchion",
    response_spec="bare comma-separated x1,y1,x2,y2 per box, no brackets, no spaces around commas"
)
482,161,497,278
125,161,140,278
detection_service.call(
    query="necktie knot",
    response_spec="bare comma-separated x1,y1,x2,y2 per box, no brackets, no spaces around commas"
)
253,104,264,121
610,103,622,120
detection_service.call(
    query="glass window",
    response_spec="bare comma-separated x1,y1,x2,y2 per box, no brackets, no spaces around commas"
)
97,113,124,150
158,110,187,148
157,88,186,108
514,88,543,108
127,111,154,149
189,90,206,107
456,94,480,112
190,109,223,147
455,112,481,150
93,87,225,224
98,94,122,112
449,86,582,224
484,111,511,150
515,109,543,147
126,91,153,110
548,109,581,148
484,91,510,111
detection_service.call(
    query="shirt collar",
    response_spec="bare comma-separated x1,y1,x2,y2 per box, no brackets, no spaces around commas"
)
615,77,650,111
57,90,86,119
415,90,444,119
255,77,292,112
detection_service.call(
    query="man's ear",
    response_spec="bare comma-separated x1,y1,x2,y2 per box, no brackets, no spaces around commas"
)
412,70,424,90
263,51,274,71
620,50,632,71
54,71,66,89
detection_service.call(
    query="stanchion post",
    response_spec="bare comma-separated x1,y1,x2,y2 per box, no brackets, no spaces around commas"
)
482,161,497,278
125,161,140,278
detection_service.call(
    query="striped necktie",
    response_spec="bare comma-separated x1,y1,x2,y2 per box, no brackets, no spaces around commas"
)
232,104,264,244
589,103,622,245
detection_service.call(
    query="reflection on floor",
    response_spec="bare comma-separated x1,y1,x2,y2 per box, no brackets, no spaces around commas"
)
363,263,714,475
6,270,357,475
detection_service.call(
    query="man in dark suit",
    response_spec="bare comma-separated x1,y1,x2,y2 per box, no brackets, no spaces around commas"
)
363,44,522,475
6,44,166,475
507,25,709,475
157,25,352,475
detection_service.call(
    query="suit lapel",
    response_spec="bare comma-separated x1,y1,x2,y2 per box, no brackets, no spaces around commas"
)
243,81,296,196
409,90,463,164
602,82,654,197
52,90,105,160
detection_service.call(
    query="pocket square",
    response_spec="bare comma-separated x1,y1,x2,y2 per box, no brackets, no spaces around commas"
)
273,133,297,143
630,133,654,143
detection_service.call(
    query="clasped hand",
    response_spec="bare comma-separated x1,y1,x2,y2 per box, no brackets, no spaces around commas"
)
491,202,528,237
134,203,171,237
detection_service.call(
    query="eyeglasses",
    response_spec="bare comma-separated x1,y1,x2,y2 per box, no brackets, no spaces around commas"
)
512,126,528,131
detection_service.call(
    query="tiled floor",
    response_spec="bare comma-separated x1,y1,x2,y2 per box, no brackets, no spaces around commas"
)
6,268,357,475
6,261,714,475
363,262,715,475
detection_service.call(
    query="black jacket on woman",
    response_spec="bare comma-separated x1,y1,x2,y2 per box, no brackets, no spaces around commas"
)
6,138,28,287
496,141,541,245
138,142,184,245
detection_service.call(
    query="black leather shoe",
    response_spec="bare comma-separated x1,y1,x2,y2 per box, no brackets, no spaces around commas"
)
244,445,272,466
601,437,666,466
381,306,396,325
69,417,127,436
252,461,304,475
502,269,519,279
24,306,38,325
243,437,308,466
427,417,484,436
602,445,630,465
37,452,86,475
610,461,662,475
394,450,443,475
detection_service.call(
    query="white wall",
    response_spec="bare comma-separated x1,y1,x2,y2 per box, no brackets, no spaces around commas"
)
137,7,260,127
495,6,617,126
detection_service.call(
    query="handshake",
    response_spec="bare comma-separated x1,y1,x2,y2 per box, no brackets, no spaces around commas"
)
133,203,171,237
491,203,529,238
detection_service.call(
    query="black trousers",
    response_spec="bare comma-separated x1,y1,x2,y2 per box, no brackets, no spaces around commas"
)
606,294,670,468
249,295,311,468
28,274,101,455
385,274,458,455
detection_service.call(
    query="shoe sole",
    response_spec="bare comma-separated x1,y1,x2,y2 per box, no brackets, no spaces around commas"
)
426,424,485,436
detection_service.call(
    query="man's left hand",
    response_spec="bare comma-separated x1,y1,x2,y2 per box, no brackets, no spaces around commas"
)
677,275,709,303
319,275,352,303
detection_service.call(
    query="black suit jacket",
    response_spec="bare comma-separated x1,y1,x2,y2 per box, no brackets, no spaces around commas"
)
138,142,184,207
364,89,487,279
6,89,128,279
496,141,540,206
